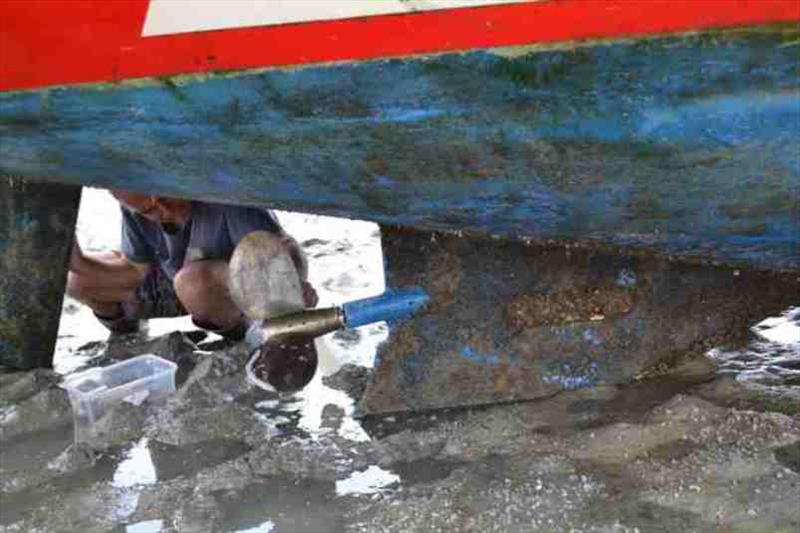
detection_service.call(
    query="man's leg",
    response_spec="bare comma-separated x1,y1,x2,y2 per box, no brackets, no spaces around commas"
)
173,260,245,332
173,252,318,341
174,260,256,340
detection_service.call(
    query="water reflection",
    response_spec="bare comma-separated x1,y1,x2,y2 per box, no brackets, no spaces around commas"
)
112,438,157,488
126,519,164,533
249,337,372,442
709,307,800,393
111,438,157,523
753,307,800,345
335,465,400,496
216,478,341,533
235,520,275,533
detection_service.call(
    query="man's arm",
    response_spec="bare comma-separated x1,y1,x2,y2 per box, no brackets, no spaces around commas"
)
69,240,150,299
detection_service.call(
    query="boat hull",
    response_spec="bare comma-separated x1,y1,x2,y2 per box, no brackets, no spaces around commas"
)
1,28,798,269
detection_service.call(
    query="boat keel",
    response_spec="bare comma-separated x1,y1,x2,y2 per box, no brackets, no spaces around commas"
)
360,227,799,414
0,178,81,369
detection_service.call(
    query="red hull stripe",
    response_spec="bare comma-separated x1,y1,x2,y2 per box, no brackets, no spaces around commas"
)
1,0,798,92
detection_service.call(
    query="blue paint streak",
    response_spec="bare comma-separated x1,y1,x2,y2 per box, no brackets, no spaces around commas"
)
342,288,429,328
374,107,445,123
461,346,502,367
637,92,800,147
543,360,601,390
581,329,604,347
615,268,637,287
542,373,597,390
315,107,448,125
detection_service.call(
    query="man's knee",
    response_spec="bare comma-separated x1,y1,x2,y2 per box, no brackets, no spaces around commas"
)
174,260,229,309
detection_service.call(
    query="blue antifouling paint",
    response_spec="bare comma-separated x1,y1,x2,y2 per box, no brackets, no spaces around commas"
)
342,288,429,328
461,347,503,367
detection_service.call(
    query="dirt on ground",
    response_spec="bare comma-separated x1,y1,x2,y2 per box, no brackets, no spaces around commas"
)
1,329,798,533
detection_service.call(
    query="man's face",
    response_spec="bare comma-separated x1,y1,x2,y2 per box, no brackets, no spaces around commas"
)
112,191,191,232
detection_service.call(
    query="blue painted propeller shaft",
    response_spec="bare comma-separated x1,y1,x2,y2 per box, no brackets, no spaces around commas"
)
342,288,430,328
255,288,430,343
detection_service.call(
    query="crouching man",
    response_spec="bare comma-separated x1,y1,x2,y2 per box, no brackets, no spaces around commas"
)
67,190,317,340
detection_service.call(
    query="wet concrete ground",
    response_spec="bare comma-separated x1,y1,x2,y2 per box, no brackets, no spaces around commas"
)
1,190,798,532
1,329,798,533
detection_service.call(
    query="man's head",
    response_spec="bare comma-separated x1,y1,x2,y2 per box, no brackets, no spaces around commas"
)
111,190,192,233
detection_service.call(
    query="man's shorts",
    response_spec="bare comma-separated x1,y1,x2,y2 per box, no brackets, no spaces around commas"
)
125,266,187,320
95,265,246,340
95,266,186,334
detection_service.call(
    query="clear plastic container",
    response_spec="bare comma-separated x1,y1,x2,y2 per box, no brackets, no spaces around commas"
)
63,354,176,443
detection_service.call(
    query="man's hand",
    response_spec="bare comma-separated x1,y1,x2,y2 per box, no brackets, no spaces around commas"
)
301,280,319,308
281,235,309,281
280,235,318,307
67,237,150,302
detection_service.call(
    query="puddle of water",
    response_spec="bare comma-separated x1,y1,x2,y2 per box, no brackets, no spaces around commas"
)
113,489,142,523
0,405,18,425
389,458,464,486
125,519,165,533
215,478,342,533
249,343,372,443
753,307,800,344
113,438,157,488
267,344,372,442
773,441,800,474
48,436,248,528
235,520,275,533
335,465,400,497
709,306,800,395
0,443,118,525
110,438,158,522
3,423,75,478
147,438,251,482
105,438,251,530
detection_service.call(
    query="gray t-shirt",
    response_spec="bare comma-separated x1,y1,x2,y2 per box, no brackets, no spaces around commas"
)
121,202,283,279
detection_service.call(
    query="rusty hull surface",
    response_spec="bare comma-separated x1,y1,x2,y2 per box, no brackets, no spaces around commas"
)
0,178,81,369
360,227,799,414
